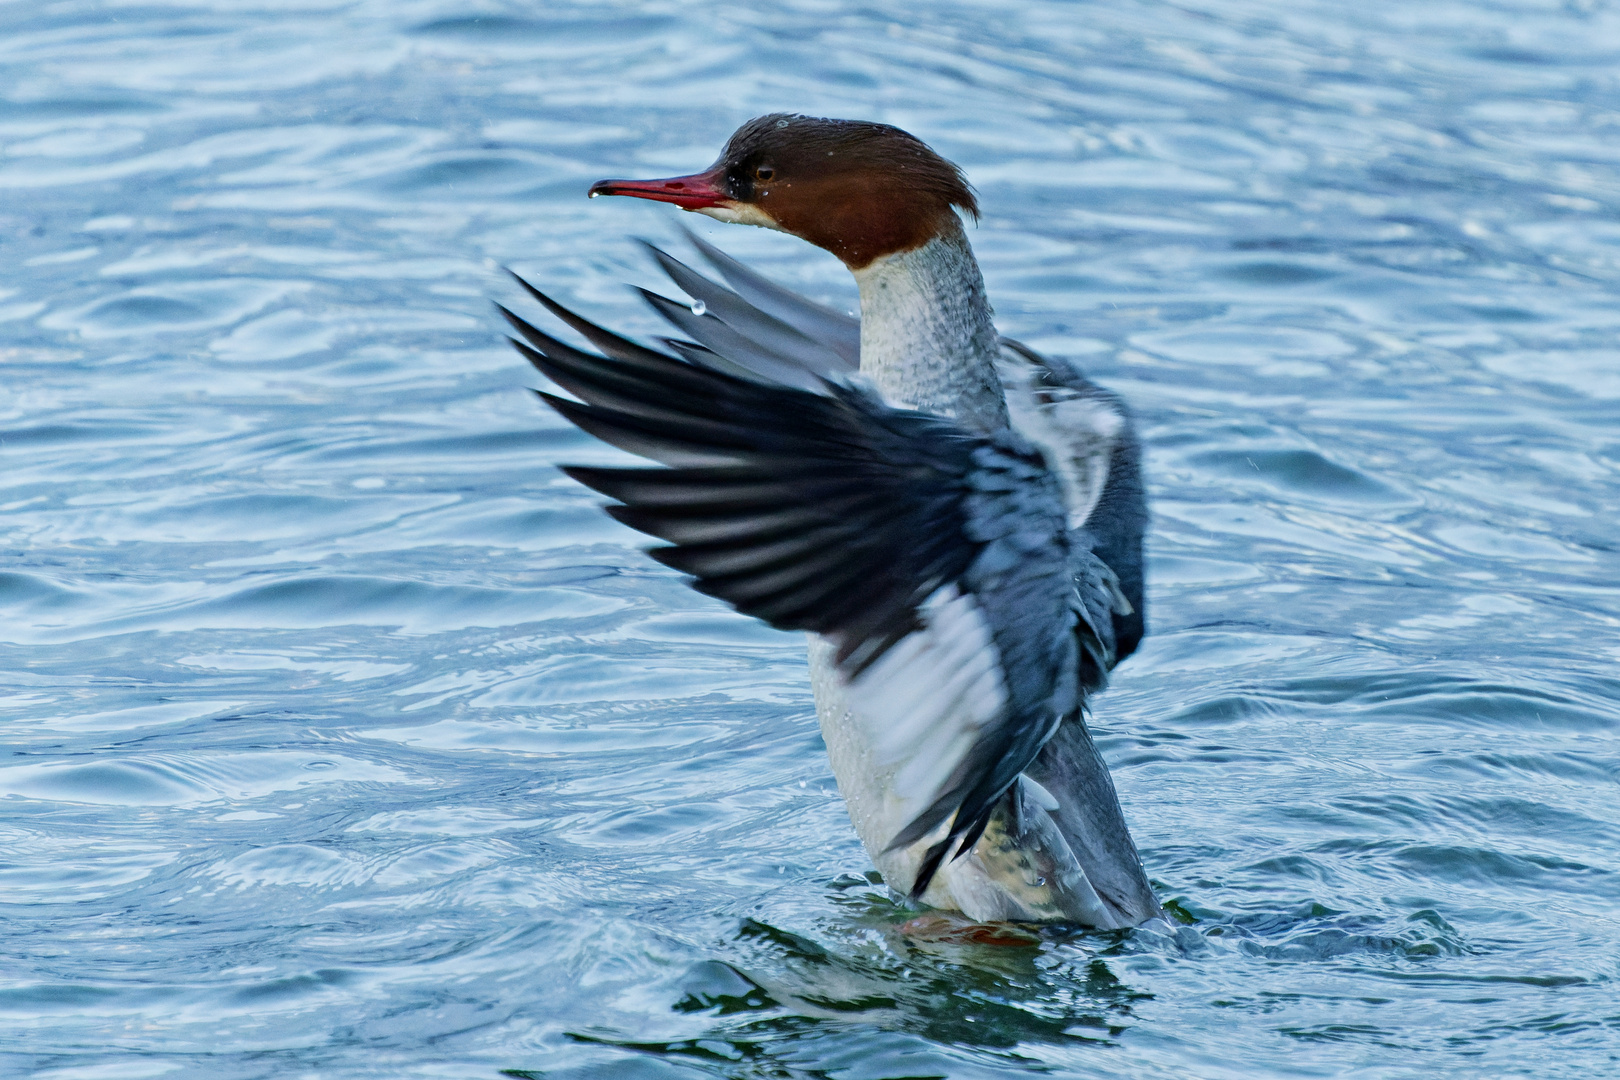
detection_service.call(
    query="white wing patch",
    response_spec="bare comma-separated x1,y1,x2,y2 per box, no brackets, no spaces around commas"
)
844,585,1008,829
1020,773,1061,811
997,345,1125,530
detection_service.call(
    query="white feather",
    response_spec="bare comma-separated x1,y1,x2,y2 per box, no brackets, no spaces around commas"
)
695,203,783,231
1020,773,1061,811
845,586,1008,818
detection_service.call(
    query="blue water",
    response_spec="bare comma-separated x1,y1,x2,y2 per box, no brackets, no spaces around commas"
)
3,1,1618,1076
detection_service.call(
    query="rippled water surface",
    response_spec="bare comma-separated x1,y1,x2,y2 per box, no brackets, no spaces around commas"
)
3,1,1619,1076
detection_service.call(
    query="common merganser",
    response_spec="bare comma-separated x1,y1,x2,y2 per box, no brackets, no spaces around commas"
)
501,114,1162,928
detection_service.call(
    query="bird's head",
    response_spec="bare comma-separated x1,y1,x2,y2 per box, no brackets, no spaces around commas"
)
589,113,978,270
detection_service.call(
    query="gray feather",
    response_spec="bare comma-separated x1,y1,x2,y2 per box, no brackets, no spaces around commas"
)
680,225,860,367
643,241,852,380
638,287,828,392
998,336,1147,664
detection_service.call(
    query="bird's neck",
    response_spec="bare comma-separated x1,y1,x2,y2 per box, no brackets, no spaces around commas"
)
851,218,1007,432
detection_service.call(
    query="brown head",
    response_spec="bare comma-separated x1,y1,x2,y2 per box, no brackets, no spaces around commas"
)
589,114,978,270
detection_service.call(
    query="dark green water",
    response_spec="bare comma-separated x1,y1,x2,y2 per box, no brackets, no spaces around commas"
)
1,1,1617,1076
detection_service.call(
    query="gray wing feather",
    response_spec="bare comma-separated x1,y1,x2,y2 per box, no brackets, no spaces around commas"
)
641,241,853,380
991,344,1161,924
636,286,828,392
657,338,771,384
998,336,1147,664
1024,714,1163,925
679,225,861,367
997,338,1126,532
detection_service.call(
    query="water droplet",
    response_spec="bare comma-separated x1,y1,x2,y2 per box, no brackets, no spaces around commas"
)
690,299,706,316
587,190,600,198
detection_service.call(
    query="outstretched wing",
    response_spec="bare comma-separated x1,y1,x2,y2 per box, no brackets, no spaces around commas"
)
998,338,1147,664
501,273,1081,898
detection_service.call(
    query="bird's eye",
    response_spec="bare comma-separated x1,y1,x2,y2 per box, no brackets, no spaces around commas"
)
755,166,775,181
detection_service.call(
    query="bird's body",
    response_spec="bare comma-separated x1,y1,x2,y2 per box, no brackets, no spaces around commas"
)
507,114,1162,927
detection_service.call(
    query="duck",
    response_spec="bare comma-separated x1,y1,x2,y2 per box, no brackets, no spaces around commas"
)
499,114,1162,928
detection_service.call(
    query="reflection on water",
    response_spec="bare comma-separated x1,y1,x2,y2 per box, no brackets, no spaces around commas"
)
2,0,1618,1077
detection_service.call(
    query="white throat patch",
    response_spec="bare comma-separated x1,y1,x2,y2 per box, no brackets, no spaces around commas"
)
694,203,782,231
